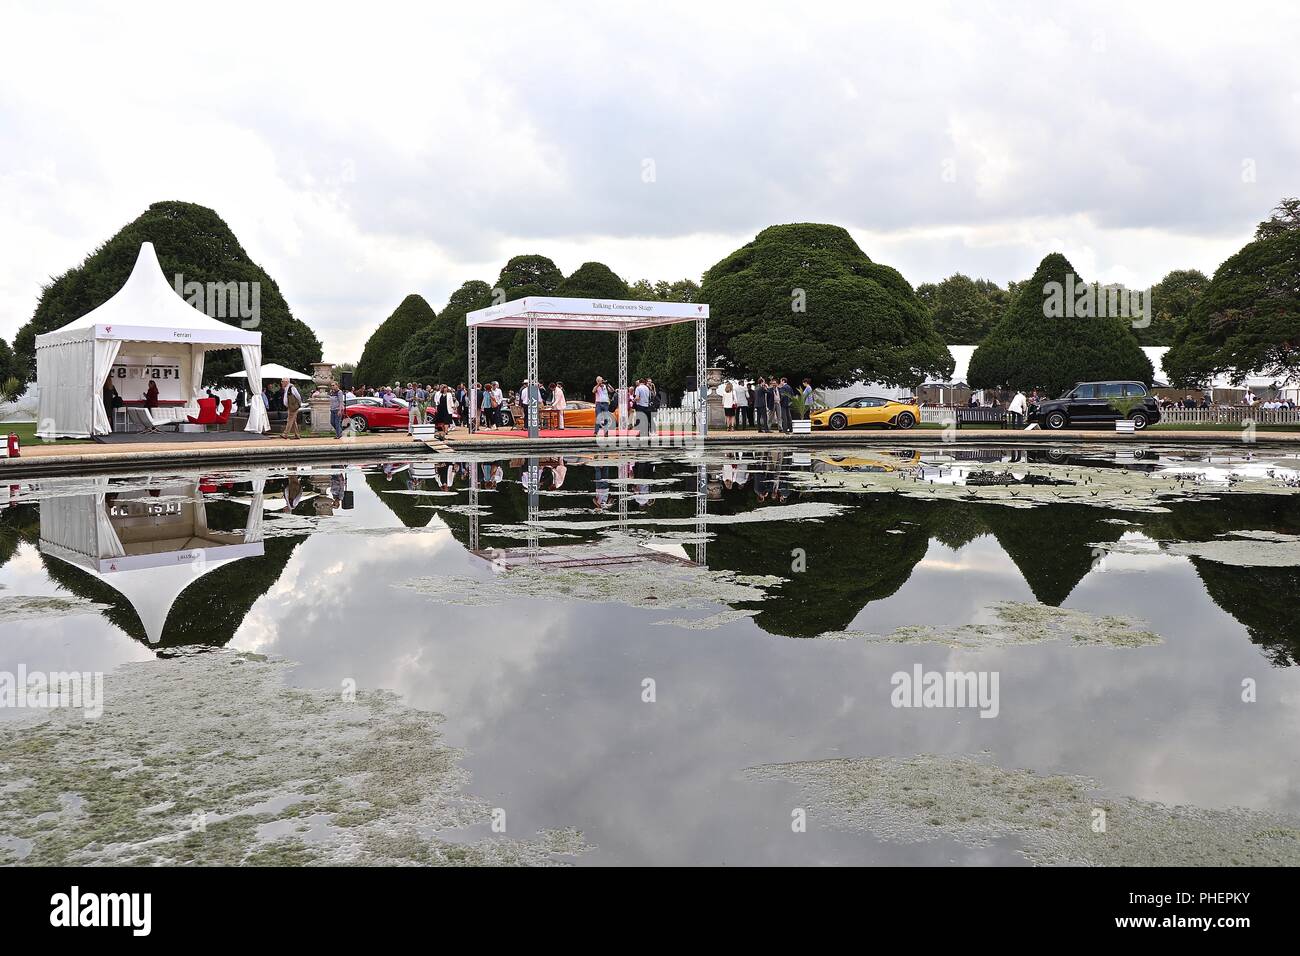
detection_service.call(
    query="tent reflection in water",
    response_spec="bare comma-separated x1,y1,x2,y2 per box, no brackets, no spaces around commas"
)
38,478,266,645
34,241,270,438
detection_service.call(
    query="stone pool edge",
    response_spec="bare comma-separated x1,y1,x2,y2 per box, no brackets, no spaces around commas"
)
3,428,1296,479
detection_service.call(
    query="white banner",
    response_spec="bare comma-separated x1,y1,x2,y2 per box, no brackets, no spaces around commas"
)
468,296,708,326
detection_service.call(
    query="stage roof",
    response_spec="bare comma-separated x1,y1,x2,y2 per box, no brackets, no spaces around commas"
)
466,296,709,332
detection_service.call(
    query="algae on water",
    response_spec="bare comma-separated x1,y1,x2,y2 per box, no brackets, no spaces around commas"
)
1095,532,1300,567
748,752,1300,866
0,594,111,624
652,609,760,630
0,651,588,866
820,601,1160,649
792,460,1300,513
399,561,783,611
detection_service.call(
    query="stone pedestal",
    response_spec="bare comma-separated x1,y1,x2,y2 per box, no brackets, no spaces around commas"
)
308,361,336,434
706,367,726,430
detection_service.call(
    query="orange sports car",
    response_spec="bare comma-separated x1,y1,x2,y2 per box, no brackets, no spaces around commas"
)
511,399,623,430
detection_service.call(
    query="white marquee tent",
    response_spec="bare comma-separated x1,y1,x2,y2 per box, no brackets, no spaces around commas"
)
225,362,312,381
34,242,270,438
465,296,710,437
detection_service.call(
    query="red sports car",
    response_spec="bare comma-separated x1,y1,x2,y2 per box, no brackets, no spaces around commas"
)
343,397,411,433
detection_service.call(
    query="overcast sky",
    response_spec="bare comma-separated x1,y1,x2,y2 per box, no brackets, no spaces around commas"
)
2,0,1297,362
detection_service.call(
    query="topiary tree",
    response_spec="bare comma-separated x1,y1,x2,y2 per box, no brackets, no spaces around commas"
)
541,261,632,390
499,260,635,390
482,255,563,384
397,280,495,384
0,336,12,389
967,252,1153,397
699,223,952,387
355,293,436,387
1138,269,1209,347
497,254,565,296
634,279,702,397
12,200,322,381
1163,199,1300,387
915,274,1010,345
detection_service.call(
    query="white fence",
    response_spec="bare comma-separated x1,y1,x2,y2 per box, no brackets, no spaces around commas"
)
1153,407,1300,425
652,407,701,432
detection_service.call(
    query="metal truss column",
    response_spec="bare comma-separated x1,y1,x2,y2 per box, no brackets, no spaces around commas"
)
696,315,708,437
468,326,478,433
527,317,539,439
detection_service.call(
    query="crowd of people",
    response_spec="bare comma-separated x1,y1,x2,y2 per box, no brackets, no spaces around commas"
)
715,377,814,432
377,450,802,510
336,376,672,437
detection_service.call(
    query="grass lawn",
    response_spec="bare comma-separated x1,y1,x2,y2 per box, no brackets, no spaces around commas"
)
3,422,91,446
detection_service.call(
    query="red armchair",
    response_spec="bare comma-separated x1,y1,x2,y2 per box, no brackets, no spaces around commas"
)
187,397,233,427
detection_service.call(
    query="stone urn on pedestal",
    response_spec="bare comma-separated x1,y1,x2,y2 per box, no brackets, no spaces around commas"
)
309,362,336,435
706,367,725,431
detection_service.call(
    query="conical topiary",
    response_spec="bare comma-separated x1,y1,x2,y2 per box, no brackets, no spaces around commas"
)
968,252,1152,397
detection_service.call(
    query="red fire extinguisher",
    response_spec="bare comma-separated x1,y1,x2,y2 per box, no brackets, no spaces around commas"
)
6,433,18,458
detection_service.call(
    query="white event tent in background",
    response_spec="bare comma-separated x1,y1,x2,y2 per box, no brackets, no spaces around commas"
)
225,362,313,382
34,242,269,438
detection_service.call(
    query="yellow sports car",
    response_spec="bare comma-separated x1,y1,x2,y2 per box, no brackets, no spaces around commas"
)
811,396,919,430
812,450,921,471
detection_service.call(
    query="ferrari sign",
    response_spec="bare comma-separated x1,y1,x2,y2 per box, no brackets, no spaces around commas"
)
110,357,184,402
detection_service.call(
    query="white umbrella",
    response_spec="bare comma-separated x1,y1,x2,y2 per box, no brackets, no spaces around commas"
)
225,362,314,381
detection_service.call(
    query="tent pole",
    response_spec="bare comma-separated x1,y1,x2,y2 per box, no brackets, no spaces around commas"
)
695,461,707,565
469,463,480,551
696,314,708,437
468,325,478,434
618,329,628,434
526,315,539,439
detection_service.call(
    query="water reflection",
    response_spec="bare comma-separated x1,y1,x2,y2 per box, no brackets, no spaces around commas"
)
1,447,1298,664
22,473,352,649
4,446,1300,864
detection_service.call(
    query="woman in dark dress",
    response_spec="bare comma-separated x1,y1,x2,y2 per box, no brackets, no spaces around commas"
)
433,385,455,437
102,377,122,431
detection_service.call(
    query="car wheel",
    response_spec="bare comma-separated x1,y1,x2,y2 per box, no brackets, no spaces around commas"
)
1045,411,1067,430
499,410,514,427
1129,411,1148,429
829,412,848,430
347,416,367,434
895,411,916,429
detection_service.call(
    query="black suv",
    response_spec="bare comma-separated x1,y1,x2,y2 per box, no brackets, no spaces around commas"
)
1031,381,1161,430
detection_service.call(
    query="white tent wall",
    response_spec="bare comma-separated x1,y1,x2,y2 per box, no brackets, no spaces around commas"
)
38,480,125,563
241,344,268,433
188,345,207,419
91,339,123,434
36,334,95,438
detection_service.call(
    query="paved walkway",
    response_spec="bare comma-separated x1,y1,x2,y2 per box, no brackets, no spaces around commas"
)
3,425,1294,477
449,427,1300,448
0,431,432,477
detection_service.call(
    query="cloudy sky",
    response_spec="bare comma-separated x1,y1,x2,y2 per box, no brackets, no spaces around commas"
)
1,0,1297,361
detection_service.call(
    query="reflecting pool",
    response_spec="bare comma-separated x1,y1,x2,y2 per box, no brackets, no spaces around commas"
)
3,444,1300,865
